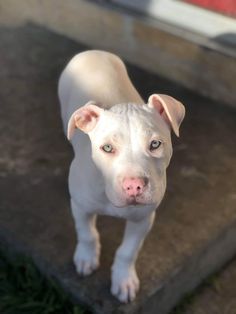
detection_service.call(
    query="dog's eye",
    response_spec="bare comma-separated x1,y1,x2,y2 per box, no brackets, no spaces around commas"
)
150,140,162,151
102,144,114,153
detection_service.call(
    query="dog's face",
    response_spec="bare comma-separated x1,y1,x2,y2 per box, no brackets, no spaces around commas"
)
88,104,172,207
68,94,185,208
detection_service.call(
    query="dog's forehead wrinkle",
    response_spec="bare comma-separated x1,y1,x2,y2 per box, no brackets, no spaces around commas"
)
98,104,165,147
109,102,146,115
108,103,155,130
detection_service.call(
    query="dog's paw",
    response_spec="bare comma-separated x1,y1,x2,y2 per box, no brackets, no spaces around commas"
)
74,242,100,276
111,265,140,303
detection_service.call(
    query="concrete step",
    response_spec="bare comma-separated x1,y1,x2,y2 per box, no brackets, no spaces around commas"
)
173,257,236,314
1,0,236,108
0,24,236,314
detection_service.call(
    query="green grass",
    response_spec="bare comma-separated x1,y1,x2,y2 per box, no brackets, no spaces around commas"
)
0,249,85,314
0,247,226,314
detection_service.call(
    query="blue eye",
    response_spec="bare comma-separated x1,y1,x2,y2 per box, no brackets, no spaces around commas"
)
102,144,114,153
150,140,161,151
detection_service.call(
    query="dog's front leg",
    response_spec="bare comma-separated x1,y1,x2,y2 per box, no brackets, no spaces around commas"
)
71,199,101,276
111,211,155,303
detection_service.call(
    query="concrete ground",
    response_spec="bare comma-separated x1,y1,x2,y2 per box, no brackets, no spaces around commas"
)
0,24,236,314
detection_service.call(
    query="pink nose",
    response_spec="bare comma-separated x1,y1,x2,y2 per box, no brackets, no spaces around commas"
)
122,177,147,197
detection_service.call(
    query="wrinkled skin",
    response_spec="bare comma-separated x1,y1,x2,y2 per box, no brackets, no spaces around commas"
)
88,103,172,208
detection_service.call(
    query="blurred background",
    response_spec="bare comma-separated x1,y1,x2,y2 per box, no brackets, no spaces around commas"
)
0,1,235,314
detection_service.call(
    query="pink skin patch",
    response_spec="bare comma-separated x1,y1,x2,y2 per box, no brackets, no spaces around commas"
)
122,177,147,198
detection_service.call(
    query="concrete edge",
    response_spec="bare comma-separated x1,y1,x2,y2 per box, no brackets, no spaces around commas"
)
140,220,236,314
0,0,235,108
101,0,236,57
1,216,236,314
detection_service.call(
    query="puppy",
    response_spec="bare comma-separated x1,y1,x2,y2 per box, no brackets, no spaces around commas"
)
58,50,185,303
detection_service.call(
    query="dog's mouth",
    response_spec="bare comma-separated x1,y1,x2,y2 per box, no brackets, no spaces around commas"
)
106,185,155,208
126,198,140,206
112,197,153,208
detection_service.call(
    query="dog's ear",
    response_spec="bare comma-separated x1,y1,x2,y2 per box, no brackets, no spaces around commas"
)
148,94,185,137
67,101,104,140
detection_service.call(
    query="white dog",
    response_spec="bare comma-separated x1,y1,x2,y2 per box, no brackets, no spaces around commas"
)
58,50,185,303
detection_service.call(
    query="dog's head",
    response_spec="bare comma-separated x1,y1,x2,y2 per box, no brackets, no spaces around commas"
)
68,94,185,208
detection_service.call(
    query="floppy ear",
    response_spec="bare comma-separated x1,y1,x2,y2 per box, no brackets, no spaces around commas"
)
67,101,104,140
148,94,185,137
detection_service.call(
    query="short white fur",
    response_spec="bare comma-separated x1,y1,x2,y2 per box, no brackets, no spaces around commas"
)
58,50,185,303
